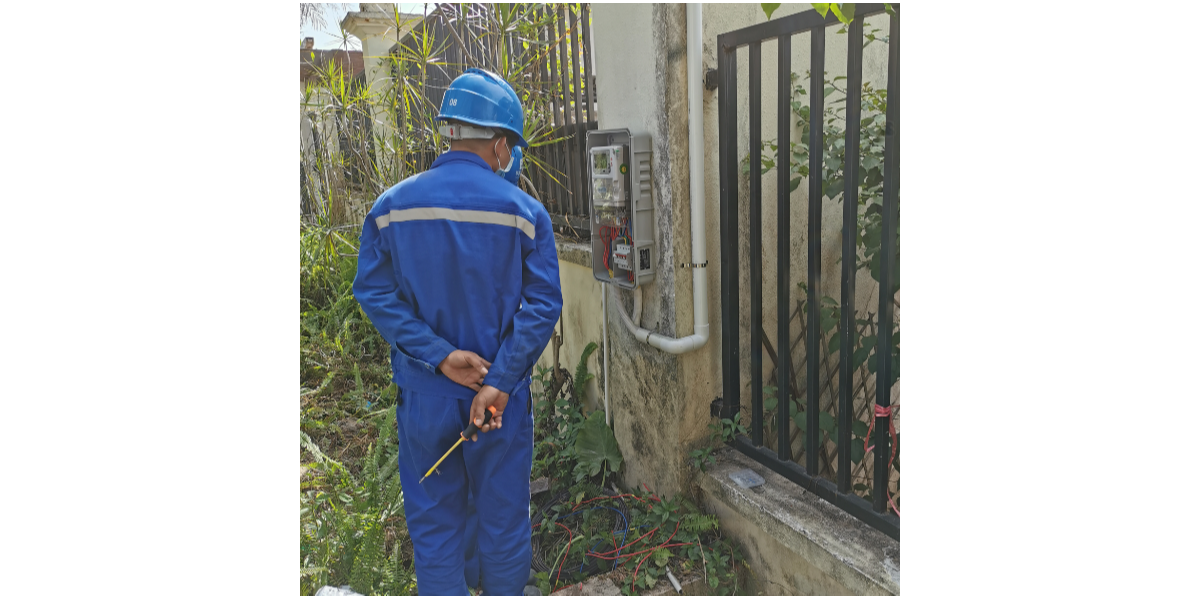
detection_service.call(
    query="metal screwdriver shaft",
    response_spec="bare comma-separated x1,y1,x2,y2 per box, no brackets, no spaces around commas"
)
419,405,496,484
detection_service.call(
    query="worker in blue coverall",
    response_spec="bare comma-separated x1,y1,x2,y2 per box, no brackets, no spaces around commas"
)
353,68,563,596
463,143,525,591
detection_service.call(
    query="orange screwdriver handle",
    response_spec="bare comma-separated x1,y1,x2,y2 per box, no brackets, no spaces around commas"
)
461,405,496,440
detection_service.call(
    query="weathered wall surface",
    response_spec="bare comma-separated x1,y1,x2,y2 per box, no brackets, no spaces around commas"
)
534,248,605,414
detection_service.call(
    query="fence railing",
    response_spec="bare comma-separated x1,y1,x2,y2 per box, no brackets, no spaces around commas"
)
716,4,900,540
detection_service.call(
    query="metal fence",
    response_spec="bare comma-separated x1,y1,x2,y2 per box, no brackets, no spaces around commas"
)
391,3,597,238
715,4,900,540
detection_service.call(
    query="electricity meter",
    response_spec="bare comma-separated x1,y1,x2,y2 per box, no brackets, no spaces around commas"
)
587,129,653,289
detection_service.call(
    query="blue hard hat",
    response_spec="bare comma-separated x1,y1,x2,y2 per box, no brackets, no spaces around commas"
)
502,146,523,185
436,68,529,148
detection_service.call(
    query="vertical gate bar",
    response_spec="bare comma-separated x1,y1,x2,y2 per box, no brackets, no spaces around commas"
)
538,6,553,211
569,5,586,211
874,9,900,515
838,16,864,494
718,39,740,422
749,41,763,447
570,5,585,131
805,24,825,475
580,3,595,125
776,33,792,463
556,5,578,215
546,7,562,211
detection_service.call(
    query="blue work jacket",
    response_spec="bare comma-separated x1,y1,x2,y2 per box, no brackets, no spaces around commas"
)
353,151,563,398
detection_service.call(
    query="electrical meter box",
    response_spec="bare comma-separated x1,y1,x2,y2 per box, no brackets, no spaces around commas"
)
587,129,653,289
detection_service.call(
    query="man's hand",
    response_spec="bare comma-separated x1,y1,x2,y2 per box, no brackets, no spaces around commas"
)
438,350,492,391
468,385,509,441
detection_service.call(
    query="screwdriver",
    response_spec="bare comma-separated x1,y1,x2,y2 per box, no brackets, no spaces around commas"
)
419,405,497,484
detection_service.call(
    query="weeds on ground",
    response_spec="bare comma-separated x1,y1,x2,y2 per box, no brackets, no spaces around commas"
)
301,225,415,595
528,356,746,595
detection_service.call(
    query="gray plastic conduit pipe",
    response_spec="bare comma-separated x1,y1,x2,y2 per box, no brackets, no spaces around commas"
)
610,2,709,354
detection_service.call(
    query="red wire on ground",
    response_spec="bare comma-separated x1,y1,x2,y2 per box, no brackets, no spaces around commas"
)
553,521,574,589
640,483,660,502
629,542,697,595
864,404,900,517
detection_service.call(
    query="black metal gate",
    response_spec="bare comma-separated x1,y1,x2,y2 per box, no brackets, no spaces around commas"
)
716,4,900,540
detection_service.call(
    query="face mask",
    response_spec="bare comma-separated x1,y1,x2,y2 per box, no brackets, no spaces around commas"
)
502,147,523,185
494,137,515,177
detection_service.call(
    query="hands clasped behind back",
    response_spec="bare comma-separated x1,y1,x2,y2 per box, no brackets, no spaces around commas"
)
438,349,509,441
439,349,491,391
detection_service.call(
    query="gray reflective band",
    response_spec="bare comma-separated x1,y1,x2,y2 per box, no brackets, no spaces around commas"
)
437,123,496,140
375,207,535,240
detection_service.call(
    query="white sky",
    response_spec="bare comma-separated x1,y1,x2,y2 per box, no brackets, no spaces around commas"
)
300,3,433,51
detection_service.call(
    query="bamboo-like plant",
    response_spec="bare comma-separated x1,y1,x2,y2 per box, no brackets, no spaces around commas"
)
301,3,593,234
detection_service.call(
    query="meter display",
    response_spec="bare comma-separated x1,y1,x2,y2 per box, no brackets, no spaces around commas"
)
593,151,610,174
589,146,625,209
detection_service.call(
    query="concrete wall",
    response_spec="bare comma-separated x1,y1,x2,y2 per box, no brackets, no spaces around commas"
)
534,246,606,414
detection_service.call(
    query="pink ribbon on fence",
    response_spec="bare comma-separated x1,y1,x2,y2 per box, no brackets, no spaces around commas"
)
864,404,900,517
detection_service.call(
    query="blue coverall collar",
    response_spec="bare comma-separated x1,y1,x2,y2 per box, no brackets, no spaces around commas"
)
432,150,496,172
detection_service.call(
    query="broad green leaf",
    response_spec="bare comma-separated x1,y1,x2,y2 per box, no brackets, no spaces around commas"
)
825,177,844,199
819,411,835,433
575,409,623,477
653,548,671,567
824,86,836,98
790,176,804,192
812,3,831,17
852,419,869,437
837,3,856,23
761,3,782,19
850,438,865,462
853,346,871,369
792,410,805,430
764,395,778,411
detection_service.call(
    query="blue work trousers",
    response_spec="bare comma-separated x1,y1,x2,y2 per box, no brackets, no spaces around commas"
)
395,387,533,595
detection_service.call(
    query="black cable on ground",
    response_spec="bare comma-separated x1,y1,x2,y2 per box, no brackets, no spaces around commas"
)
529,489,628,577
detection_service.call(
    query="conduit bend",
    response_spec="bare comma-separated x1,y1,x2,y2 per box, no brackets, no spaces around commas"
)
611,3,709,355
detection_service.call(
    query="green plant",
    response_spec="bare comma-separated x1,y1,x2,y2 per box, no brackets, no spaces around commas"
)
527,345,746,595
689,416,748,473
301,410,415,596
574,410,623,488
762,3,895,24
530,340,603,488
573,341,599,403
